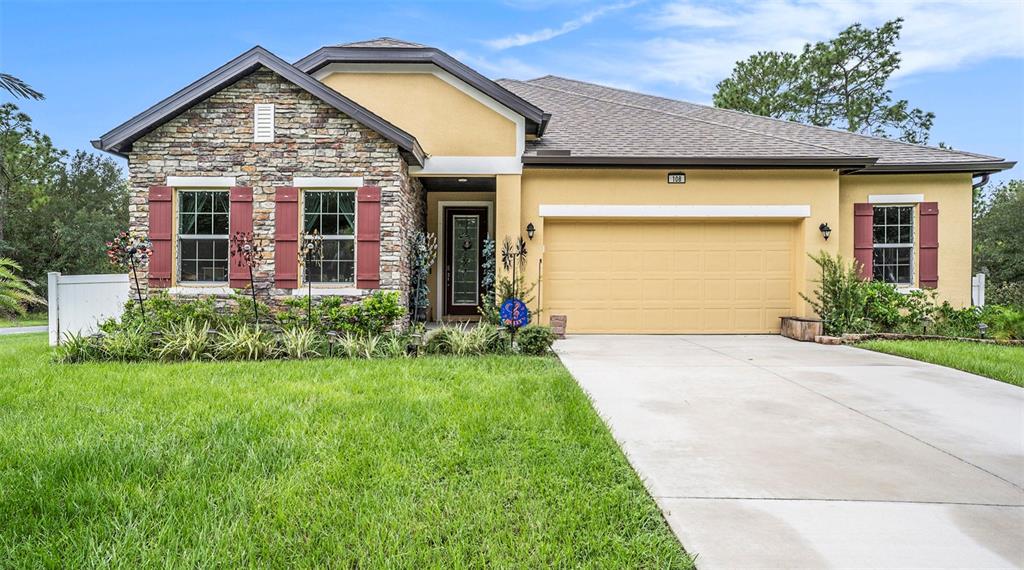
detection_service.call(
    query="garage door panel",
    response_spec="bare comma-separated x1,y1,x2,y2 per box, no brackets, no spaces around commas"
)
545,220,796,333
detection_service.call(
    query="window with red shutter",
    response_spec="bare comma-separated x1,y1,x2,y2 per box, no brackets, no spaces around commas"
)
274,187,300,289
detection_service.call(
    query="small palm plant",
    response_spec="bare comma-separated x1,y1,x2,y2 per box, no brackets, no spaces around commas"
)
106,231,151,318
0,257,44,317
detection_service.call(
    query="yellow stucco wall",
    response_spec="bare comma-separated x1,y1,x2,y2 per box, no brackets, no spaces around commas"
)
514,169,841,324
839,173,973,306
425,169,974,327
320,72,518,157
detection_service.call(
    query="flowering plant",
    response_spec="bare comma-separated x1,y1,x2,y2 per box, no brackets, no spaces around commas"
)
106,230,152,317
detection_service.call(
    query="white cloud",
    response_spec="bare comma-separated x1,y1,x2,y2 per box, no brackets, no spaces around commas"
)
485,1,642,50
637,0,1024,93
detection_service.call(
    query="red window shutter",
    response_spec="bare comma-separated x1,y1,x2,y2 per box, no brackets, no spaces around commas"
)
853,203,874,280
148,186,173,288
228,186,253,288
919,202,939,288
356,186,381,289
274,187,300,289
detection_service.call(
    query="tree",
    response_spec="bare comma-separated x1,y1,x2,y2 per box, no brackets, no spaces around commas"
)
0,104,129,292
713,18,935,144
974,179,1024,284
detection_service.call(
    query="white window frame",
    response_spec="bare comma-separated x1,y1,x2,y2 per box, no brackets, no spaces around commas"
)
300,189,357,287
176,188,230,286
872,204,916,287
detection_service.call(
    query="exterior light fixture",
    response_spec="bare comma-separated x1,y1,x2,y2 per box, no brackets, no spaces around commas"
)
819,222,832,241
978,322,989,338
526,222,536,240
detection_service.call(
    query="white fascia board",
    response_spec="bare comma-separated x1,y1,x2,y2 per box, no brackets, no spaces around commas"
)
293,176,364,188
167,176,236,187
868,194,925,204
313,62,525,157
411,156,522,176
538,204,812,218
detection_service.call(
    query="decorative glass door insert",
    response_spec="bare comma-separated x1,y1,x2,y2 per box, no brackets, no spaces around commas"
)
451,215,480,306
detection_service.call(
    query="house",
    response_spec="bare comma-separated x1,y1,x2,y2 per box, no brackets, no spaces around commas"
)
94,38,1015,334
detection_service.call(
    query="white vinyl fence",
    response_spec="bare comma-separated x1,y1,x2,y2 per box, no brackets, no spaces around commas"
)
47,272,130,346
972,273,986,307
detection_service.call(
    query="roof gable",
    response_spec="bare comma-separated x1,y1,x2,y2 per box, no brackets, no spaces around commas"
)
94,46,425,166
294,44,549,136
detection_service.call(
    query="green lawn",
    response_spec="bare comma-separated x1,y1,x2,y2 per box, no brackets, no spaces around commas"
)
858,339,1024,387
0,333,690,568
0,312,47,328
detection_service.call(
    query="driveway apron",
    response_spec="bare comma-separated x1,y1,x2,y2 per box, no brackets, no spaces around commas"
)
555,335,1024,569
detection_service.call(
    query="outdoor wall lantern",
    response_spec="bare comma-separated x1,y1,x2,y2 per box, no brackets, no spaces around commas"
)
819,222,832,241
526,222,536,240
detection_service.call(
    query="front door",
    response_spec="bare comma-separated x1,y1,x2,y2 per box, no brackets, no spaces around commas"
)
444,207,488,317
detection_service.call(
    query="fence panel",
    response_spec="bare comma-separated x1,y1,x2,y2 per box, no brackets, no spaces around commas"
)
47,272,130,345
972,273,986,307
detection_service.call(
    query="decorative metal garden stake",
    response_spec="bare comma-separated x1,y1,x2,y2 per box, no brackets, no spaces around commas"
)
410,232,438,323
297,230,324,328
500,235,529,347
230,231,265,324
106,231,151,319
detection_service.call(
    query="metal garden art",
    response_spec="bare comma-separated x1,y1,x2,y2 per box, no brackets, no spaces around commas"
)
500,235,530,345
410,231,438,322
106,231,151,318
297,229,324,328
229,231,264,323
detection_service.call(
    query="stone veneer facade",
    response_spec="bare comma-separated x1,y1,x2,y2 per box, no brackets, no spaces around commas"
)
127,67,425,306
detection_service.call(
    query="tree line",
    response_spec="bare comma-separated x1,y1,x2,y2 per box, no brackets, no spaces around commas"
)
1,76,128,306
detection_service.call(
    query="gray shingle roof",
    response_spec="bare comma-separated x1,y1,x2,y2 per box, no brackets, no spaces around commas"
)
498,75,1013,173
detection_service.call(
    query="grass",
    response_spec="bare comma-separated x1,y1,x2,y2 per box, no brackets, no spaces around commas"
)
0,333,690,568
858,339,1024,387
0,311,46,328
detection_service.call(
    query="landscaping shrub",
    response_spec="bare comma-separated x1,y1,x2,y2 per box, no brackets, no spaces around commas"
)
99,325,152,362
801,252,870,336
279,326,322,359
928,302,983,338
156,317,213,361
215,324,278,360
54,332,101,363
985,305,1024,340
311,291,405,335
987,281,1024,308
113,292,220,333
863,281,932,333
517,325,557,355
377,334,410,358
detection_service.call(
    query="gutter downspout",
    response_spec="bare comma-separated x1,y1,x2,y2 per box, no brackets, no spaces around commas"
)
972,173,990,191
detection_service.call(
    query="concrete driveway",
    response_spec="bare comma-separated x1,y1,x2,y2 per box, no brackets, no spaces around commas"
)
556,335,1024,569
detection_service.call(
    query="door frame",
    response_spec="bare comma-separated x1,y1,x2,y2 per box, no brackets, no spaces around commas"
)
436,201,494,320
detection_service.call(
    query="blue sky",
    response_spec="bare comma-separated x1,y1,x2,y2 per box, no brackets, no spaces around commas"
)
2,0,1022,183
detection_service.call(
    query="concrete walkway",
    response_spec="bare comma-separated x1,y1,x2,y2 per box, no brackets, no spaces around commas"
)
0,325,46,336
556,335,1024,569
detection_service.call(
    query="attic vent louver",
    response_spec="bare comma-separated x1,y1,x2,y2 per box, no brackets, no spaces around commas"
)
254,104,275,142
